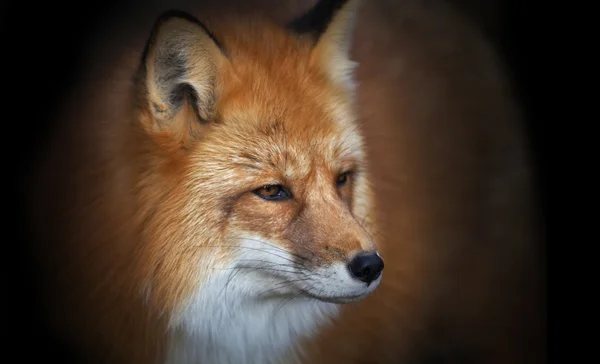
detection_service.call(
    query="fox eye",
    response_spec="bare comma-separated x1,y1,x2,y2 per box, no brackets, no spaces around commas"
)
336,172,351,187
254,185,292,201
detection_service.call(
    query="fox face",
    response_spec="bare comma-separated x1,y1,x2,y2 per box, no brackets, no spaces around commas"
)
124,0,383,360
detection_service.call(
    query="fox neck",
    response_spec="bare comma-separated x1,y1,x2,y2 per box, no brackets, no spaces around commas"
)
164,267,339,364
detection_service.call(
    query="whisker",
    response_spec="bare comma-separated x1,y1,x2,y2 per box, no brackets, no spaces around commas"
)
250,235,317,260
213,266,299,275
235,259,300,269
276,291,303,312
194,244,304,267
220,265,242,302
258,277,311,298
229,236,311,263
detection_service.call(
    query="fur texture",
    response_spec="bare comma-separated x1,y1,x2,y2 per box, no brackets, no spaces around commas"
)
26,1,544,364
29,1,384,363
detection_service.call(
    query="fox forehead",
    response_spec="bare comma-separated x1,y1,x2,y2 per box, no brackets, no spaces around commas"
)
194,117,364,186
196,100,364,179
179,19,364,183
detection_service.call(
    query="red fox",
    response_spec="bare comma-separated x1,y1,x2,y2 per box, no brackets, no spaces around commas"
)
27,0,544,363
30,1,383,362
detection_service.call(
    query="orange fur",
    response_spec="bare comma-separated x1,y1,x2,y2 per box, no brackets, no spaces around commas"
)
26,1,544,363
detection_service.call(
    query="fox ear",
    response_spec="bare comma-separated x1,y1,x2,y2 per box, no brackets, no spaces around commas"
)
288,0,361,91
140,10,227,134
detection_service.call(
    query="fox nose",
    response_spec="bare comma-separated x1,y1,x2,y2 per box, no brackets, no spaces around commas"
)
348,252,384,285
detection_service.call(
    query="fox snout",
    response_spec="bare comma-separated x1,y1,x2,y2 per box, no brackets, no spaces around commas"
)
227,187,385,304
290,193,384,286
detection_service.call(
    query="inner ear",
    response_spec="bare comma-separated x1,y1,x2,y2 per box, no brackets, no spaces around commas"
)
139,10,227,137
168,83,202,122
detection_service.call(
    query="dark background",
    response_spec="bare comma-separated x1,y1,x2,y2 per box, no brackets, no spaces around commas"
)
4,0,545,362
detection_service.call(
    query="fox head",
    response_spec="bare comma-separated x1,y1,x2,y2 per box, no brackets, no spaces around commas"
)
132,0,383,335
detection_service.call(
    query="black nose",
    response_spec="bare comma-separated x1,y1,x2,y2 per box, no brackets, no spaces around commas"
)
348,252,384,285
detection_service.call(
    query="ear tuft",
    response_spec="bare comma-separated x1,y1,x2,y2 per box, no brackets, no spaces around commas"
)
288,0,361,91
